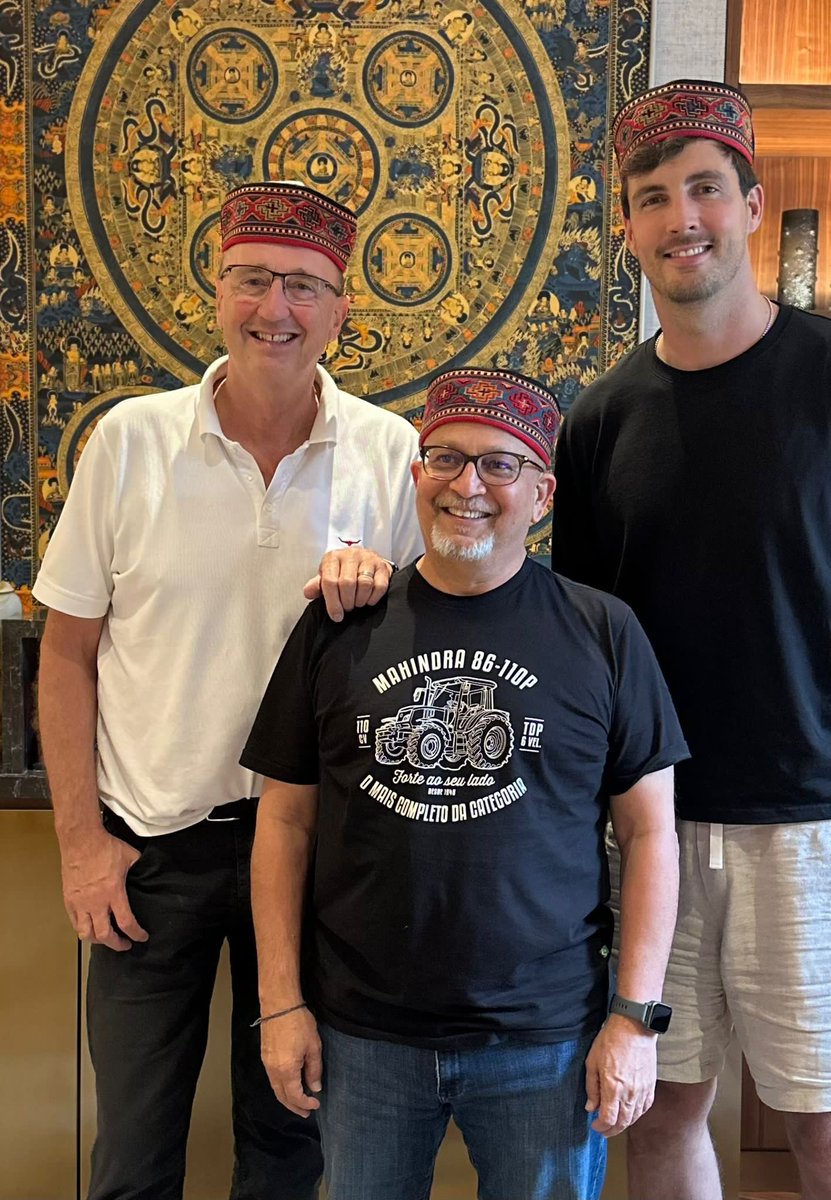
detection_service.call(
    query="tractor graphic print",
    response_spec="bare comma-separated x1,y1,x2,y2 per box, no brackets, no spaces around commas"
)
375,676,515,770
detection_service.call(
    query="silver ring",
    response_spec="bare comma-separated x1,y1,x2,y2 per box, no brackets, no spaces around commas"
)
357,570,376,580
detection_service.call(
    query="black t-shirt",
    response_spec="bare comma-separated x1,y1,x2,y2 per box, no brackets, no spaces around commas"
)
551,305,831,825
243,559,687,1048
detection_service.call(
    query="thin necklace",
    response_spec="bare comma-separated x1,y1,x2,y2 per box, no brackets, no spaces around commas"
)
657,295,776,362
760,294,775,339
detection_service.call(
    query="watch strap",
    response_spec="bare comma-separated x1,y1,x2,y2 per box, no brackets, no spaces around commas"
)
609,994,651,1024
608,993,671,1032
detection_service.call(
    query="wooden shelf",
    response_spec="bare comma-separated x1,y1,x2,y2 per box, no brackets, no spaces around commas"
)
745,83,831,109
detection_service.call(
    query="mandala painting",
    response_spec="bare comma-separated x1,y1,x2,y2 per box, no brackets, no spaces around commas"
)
0,0,649,597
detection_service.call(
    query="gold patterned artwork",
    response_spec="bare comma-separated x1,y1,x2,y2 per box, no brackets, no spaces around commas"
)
3,0,651,586
66,0,569,413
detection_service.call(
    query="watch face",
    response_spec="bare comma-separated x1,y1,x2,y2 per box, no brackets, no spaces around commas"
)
649,1003,672,1033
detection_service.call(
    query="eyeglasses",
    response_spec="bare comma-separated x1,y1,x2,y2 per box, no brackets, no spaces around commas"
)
420,445,545,486
218,265,342,305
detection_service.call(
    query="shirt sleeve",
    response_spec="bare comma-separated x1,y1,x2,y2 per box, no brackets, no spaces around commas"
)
604,609,690,795
550,411,606,589
240,603,324,784
32,423,116,617
389,424,423,568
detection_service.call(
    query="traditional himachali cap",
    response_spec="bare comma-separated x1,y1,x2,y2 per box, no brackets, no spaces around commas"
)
420,368,562,465
220,180,358,271
612,79,755,172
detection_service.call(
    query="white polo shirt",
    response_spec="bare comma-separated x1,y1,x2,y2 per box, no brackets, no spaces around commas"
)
34,357,422,835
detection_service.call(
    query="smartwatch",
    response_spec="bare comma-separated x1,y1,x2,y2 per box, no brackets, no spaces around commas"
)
608,993,672,1034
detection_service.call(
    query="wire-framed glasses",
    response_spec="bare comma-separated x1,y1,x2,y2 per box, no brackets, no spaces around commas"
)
219,265,342,305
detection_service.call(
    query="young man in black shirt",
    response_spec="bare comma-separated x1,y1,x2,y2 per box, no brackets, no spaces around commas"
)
552,80,831,1200
242,368,686,1200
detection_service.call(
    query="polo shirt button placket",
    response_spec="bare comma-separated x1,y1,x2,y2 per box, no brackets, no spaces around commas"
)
258,486,283,547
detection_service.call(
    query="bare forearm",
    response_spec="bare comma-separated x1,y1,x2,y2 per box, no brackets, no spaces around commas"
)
610,766,679,1000
39,613,104,846
251,789,317,1013
587,770,677,1135
616,827,679,997
38,611,147,947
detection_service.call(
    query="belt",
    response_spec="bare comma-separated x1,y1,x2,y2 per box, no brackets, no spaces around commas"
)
206,797,259,822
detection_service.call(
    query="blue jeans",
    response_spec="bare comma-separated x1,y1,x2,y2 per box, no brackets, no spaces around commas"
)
317,1023,606,1200
87,805,321,1200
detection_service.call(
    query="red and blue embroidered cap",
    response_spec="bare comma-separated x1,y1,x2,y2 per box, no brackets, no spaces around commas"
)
220,180,357,270
613,79,755,171
421,368,562,465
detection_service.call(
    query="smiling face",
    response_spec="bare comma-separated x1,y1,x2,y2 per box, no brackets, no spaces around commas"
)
623,138,763,306
215,242,349,387
412,422,555,591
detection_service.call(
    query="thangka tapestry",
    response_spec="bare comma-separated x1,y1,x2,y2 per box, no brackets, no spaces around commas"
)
0,0,649,597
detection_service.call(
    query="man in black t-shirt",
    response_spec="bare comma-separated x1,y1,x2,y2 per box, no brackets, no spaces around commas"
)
242,369,686,1200
552,81,831,1200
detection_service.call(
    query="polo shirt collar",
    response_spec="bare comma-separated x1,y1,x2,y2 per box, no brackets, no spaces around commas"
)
309,364,340,445
195,356,229,441
195,356,341,446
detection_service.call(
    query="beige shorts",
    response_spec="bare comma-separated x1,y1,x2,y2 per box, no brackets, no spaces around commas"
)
607,818,831,1112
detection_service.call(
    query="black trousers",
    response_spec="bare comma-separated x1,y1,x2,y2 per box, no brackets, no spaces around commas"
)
86,805,321,1200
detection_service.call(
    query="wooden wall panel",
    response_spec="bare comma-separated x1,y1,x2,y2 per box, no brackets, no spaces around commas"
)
740,0,831,83
750,157,831,312
0,811,78,1200
754,107,831,156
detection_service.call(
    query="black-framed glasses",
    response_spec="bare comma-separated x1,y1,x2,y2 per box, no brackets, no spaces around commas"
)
218,265,342,304
420,445,545,486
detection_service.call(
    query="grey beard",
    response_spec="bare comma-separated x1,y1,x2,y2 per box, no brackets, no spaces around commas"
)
430,526,495,561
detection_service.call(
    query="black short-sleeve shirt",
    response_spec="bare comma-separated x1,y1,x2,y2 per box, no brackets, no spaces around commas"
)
242,559,688,1047
551,306,831,825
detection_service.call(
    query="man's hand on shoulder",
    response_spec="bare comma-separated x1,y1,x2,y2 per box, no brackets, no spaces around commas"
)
584,1013,658,1137
259,1006,322,1118
60,826,149,952
303,547,396,622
